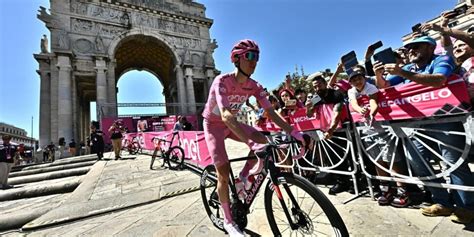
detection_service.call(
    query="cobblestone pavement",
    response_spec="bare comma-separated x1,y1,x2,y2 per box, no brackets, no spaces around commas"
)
1,140,473,236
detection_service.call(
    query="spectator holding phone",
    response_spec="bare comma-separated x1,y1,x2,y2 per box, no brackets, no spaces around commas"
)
348,68,411,206
347,69,378,124
278,88,301,119
305,74,345,140
375,35,474,223
305,73,352,194
295,88,308,105
421,8,474,50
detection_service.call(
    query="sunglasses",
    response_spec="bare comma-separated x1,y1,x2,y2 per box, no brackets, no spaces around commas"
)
281,93,290,97
406,43,423,50
243,51,259,61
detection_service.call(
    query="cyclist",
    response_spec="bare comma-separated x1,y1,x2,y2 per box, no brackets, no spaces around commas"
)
202,39,306,236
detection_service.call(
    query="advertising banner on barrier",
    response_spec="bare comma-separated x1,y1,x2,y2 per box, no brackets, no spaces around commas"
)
102,115,198,143
125,131,212,167
288,104,346,132
350,79,471,122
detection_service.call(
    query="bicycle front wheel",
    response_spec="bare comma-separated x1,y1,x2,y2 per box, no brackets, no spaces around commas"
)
167,146,185,170
200,165,225,232
264,173,348,237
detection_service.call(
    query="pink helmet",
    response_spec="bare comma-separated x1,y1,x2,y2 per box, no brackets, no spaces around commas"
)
230,39,260,63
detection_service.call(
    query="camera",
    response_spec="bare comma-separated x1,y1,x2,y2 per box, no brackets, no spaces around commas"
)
446,4,468,19
411,23,428,36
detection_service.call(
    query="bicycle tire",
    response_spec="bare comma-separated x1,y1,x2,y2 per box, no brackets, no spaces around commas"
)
167,146,185,170
150,148,159,170
128,142,139,155
200,165,225,232
264,172,349,237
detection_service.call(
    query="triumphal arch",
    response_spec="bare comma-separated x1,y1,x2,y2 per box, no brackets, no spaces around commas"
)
34,0,218,147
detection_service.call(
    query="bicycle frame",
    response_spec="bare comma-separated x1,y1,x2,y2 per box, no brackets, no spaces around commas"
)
152,131,181,151
206,142,304,225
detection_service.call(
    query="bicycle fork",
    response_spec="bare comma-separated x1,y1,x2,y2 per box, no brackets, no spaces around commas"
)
268,161,302,230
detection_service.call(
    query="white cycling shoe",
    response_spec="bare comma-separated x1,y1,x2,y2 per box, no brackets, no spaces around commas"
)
223,221,245,237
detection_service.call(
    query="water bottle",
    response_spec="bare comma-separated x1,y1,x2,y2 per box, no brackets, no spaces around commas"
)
235,178,246,201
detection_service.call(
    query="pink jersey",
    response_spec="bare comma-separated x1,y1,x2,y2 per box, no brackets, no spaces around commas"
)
202,73,272,123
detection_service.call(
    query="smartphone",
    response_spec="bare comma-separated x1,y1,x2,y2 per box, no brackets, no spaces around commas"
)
373,47,396,64
453,4,468,17
411,23,422,33
341,51,358,75
368,41,383,51
310,94,322,106
285,99,297,107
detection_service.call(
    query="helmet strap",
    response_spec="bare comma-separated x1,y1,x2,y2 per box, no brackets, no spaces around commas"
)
235,60,251,78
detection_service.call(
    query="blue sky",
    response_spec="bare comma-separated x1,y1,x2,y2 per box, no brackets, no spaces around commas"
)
0,0,458,139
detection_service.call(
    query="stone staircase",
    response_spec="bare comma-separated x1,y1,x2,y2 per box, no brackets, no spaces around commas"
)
0,154,99,231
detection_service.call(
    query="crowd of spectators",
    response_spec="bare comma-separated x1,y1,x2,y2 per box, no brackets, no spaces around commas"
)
247,5,474,224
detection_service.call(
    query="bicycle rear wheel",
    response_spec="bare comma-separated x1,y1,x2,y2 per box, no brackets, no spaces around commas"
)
200,165,225,231
167,146,185,170
264,173,348,237
128,142,140,155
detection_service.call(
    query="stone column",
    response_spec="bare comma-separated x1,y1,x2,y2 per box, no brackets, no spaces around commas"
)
95,58,108,122
107,60,117,117
175,65,186,114
56,55,73,142
185,67,196,113
205,68,215,97
49,57,59,144
37,60,51,148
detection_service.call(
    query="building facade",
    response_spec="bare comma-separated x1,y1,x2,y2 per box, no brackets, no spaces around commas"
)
35,0,218,147
402,0,473,43
0,122,37,147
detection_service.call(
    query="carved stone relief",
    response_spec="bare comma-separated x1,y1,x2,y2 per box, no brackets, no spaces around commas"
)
71,18,126,38
192,53,203,67
95,34,105,53
163,34,202,49
133,14,199,35
205,39,217,66
118,0,179,12
73,39,94,54
70,1,199,36
56,30,70,49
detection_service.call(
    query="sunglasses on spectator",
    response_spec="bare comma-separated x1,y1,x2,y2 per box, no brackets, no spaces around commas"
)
281,93,290,97
406,43,424,50
243,51,259,61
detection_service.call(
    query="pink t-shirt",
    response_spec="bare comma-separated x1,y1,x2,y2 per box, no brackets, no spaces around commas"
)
202,73,272,124
461,57,474,99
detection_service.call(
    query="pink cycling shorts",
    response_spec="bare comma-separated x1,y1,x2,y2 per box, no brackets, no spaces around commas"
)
203,119,259,167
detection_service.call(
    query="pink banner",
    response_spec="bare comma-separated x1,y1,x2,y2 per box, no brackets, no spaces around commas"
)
289,105,346,131
350,78,471,122
125,131,212,167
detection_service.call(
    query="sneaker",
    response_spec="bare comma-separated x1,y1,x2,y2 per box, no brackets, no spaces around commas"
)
328,182,349,195
223,221,245,237
1,184,13,190
378,189,395,206
391,187,411,208
421,204,454,217
450,208,474,224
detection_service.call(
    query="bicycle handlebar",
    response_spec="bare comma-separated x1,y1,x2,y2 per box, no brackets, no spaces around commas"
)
249,133,311,175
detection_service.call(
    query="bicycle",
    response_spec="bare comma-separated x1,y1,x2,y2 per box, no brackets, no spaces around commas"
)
122,136,141,155
149,131,185,170
200,135,349,236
